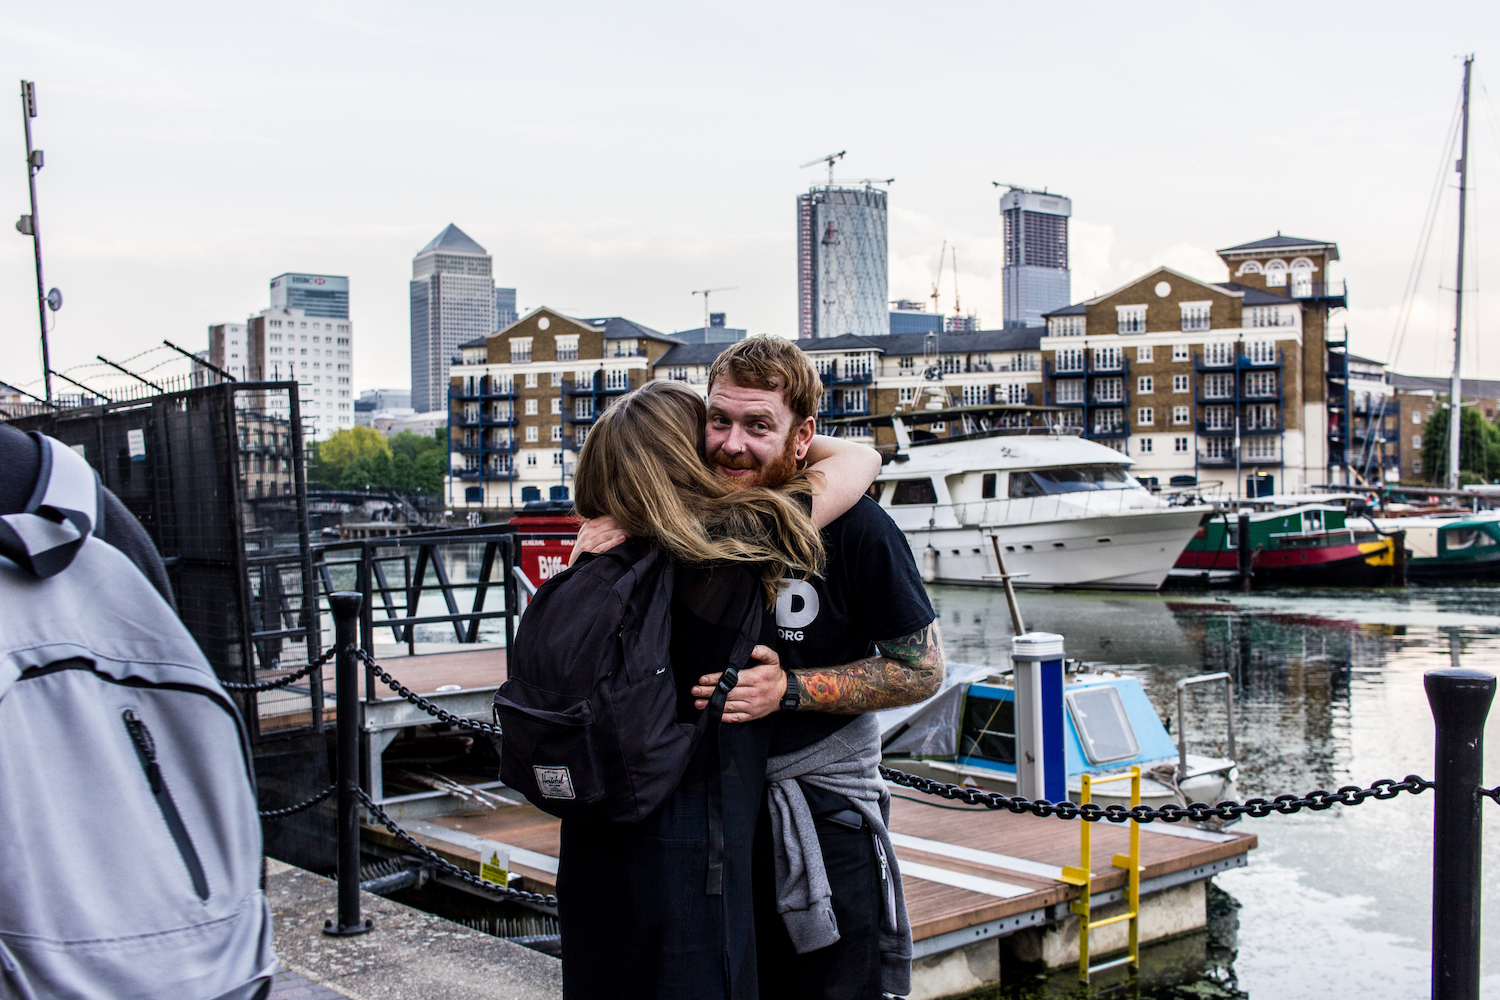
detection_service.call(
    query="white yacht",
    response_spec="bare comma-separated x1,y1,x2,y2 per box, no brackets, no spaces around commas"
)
858,406,1214,590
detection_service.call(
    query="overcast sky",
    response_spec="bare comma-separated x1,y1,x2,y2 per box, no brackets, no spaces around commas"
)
3,2,1499,399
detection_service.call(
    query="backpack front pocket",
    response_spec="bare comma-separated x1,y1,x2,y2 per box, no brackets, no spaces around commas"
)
122,709,210,901
493,685,606,814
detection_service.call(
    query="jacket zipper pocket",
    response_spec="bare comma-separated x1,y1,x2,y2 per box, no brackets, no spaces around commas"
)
122,709,210,900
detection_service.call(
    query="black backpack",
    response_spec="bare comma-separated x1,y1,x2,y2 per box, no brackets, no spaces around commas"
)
495,539,751,826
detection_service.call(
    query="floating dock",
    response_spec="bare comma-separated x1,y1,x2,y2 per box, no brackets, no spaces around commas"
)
349,650,1255,998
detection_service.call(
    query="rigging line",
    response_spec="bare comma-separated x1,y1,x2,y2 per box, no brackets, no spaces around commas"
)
1389,88,1465,371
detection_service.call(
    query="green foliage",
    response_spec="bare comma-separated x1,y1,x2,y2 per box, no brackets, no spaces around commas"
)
1420,402,1500,484
311,426,446,495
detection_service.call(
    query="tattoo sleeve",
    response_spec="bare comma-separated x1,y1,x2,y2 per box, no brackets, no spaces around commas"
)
792,620,946,714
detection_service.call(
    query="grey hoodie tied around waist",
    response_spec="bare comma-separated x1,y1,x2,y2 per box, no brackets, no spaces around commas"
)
764,711,912,997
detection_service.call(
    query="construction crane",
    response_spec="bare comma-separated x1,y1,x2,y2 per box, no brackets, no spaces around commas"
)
799,151,846,186
952,247,961,318
842,178,895,189
929,241,947,317
691,287,737,332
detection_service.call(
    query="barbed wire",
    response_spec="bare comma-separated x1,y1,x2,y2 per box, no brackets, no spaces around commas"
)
357,649,502,735
356,788,558,907
259,784,335,819
878,766,1433,823
221,648,337,692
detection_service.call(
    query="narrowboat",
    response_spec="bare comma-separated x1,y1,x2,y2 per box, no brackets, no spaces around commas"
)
1371,512,1500,580
1169,503,1399,587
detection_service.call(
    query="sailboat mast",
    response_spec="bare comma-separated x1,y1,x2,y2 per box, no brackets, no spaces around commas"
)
1448,55,1473,490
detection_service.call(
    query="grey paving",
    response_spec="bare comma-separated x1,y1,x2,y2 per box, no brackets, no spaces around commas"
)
266,859,562,1000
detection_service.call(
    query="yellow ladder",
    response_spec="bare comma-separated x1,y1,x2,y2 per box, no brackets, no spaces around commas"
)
1058,766,1142,983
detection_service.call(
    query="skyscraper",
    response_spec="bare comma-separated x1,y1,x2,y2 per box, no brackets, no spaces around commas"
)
410,224,496,413
797,186,888,340
1000,189,1071,328
495,287,518,330
270,273,349,318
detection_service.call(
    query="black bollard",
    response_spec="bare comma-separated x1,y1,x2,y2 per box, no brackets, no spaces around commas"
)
324,592,373,937
1424,667,1495,999
1236,510,1252,593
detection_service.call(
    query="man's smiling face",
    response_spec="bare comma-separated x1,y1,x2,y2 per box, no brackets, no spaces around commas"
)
705,376,815,489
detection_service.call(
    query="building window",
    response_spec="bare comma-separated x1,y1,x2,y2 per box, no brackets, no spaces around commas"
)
1245,436,1278,459
1175,436,1189,453
525,399,538,416
1049,315,1085,337
1002,383,1029,404
1413,435,1422,449
525,373,538,388
1413,411,1424,424
1139,437,1154,453
556,335,579,362
668,366,688,381
1203,405,1234,430
898,386,915,404
940,355,962,375
510,338,533,363
1094,346,1123,372
575,426,589,447
604,369,630,391
551,425,563,442
1290,261,1314,298
1180,302,1212,332
1137,345,1153,363
1414,458,1423,473
551,397,562,414
1203,342,1235,367
1173,374,1190,393
1055,347,1084,373
525,425,539,442
1137,407,1154,427
1138,376,1154,394
575,398,594,419
1246,340,1276,365
962,384,989,406
1248,306,1289,328
1265,260,1288,287
551,371,563,387
1172,344,1190,363
1244,371,1278,397
1055,379,1084,404
1173,405,1190,425
526,452,537,466
900,355,914,370
930,421,946,432
1203,374,1236,400
1093,377,1124,404
1092,408,1125,435
1116,305,1146,334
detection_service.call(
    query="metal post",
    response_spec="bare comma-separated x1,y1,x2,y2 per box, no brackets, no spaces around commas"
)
324,591,373,937
1237,509,1253,592
1424,665,1494,999
1012,632,1066,802
19,81,50,405
1449,56,1473,492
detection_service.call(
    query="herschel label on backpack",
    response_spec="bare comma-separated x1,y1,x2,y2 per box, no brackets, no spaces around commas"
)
496,538,754,824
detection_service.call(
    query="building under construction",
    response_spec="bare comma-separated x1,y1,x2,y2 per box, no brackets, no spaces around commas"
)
1001,188,1072,328
797,185,889,340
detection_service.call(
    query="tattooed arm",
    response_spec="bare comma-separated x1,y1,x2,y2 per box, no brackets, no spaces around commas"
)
792,620,945,714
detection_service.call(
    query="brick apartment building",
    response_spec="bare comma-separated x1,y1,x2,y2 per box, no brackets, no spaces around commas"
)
447,308,678,507
1038,235,1346,494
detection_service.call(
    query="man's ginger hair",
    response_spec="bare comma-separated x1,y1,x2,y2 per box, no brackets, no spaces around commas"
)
706,336,822,423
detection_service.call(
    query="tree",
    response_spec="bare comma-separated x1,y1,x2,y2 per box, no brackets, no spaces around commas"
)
1420,402,1500,484
313,426,392,488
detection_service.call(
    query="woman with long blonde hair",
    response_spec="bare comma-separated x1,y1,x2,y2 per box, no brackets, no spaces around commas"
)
556,379,877,1000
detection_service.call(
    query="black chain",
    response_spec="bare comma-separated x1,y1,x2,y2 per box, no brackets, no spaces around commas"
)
356,649,502,735
1481,786,1500,804
222,648,338,692
259,783,336,819
356,788,557,907
878,765,1433,823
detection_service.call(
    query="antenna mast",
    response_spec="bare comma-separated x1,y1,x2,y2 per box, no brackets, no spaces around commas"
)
18,81,50,404
1449,55,1473,491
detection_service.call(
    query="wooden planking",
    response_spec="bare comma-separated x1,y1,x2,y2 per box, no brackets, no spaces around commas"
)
366,648,509,696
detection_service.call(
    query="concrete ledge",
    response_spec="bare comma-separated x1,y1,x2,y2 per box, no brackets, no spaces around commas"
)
266,858,562,1000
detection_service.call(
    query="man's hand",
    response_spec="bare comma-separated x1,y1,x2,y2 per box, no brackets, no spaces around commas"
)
691,645,787,723
568,515,626,566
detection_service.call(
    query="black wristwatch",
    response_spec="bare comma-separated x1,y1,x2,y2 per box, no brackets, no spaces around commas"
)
779,671,800,712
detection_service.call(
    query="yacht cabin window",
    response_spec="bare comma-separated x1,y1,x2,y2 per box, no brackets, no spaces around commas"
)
890,479,938,505
1008,465,1136,498
981,473,997,499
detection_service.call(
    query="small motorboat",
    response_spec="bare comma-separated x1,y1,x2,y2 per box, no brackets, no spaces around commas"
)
879,661,1237,811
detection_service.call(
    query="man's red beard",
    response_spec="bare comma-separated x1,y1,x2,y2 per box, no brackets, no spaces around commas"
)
710,433,800,490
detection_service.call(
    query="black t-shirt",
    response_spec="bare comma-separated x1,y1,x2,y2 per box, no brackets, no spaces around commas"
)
768,496,935,755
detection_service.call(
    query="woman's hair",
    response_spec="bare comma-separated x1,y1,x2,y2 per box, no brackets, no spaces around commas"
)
573,379,825,605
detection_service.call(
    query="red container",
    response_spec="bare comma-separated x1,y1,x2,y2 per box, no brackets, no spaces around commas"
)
508,511,580,590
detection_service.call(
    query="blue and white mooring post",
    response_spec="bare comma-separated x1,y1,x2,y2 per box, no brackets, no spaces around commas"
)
1012,632,1066,802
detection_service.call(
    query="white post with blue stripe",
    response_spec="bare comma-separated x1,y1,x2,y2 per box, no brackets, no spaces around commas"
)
1012,632,1066,803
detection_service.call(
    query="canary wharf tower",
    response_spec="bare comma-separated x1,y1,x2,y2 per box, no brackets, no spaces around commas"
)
410,224,496,413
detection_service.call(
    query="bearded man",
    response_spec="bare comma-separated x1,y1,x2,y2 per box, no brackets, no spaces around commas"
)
578,336,942,999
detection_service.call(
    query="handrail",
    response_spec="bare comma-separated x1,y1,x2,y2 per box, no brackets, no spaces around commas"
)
1175,672,1235,780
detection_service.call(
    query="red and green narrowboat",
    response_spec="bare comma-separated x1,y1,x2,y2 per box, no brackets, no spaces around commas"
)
1170,503,1399,587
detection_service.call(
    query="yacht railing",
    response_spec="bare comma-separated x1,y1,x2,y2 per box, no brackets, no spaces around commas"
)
896,489,1174,528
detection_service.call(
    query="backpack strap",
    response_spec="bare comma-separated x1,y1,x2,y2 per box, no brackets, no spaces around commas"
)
695,666,739,896
0,434,100,580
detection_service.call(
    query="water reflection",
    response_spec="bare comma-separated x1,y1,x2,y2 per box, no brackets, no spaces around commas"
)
929,583,1500,999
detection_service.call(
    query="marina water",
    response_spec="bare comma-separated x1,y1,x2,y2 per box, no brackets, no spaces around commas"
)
931,582,1500,998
